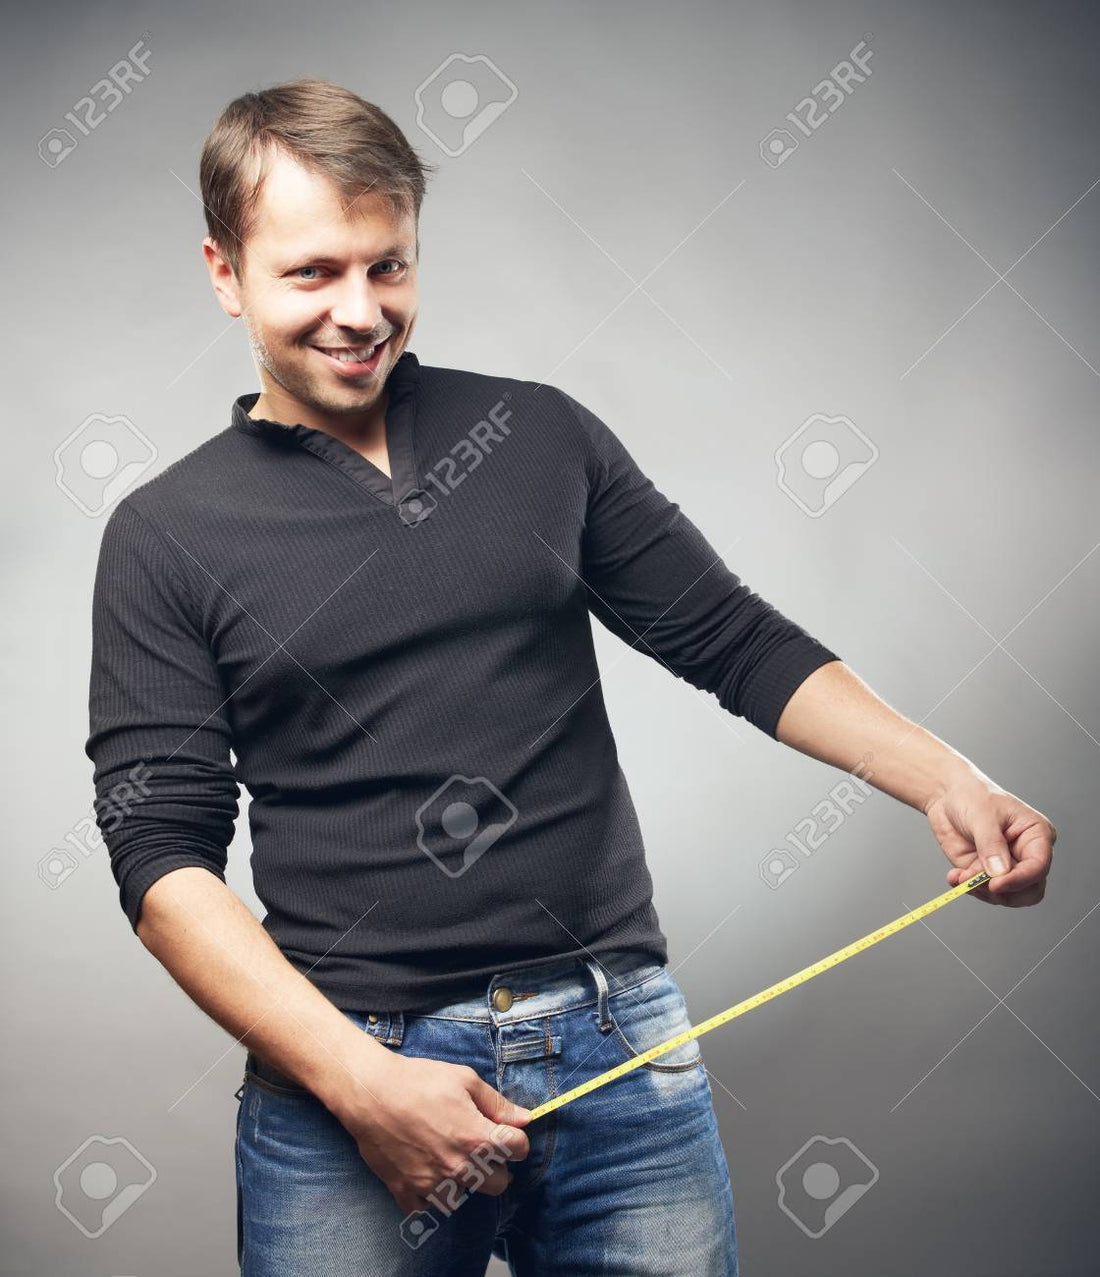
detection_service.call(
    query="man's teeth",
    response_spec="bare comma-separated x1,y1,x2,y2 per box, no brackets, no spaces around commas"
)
319,344,378,363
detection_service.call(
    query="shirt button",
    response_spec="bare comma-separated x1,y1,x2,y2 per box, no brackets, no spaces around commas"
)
492,986,514,1012
367,1013,379,1024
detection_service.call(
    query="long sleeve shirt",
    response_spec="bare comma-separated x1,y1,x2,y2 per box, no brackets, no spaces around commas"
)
84,350,840,1013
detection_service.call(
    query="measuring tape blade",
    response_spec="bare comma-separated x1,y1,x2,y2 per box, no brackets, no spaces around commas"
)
526,870,991,1122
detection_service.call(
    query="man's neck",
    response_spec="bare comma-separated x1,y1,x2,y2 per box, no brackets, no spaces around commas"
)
250,382,384,430
250,385,391,474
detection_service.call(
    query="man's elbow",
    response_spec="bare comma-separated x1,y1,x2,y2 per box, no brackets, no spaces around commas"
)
131,864,225,947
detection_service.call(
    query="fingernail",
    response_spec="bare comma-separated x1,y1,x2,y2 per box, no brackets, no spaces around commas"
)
989,856,1007,875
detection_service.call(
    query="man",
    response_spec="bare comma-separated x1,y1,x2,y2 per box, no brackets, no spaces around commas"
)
85,79,1055,1276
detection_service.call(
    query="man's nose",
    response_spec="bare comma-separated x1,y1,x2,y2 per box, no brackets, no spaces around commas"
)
327,274,384,336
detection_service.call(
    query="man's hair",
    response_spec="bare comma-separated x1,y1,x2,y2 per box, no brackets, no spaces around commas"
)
199,78,436,279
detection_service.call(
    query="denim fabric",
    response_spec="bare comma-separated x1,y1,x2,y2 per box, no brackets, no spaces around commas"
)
235,948,738,1275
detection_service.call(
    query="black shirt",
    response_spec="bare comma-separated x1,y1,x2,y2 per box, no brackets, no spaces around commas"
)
84,351,840,1013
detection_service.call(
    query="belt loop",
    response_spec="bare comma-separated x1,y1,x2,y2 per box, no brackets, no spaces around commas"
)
584,958,612,1031
385,1011,405,1046
365,1011,405,1045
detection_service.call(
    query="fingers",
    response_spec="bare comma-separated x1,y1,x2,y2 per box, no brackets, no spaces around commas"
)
445,1122,519,1201
394,1187,434,1217
461,1071,532,1174
464,1158,513,1197
1008,816,1056,880
466,1071,533,1133
985,802,1056,895
391,1129,517,1213
984,848,1048,897
482,1118,531,1163
1003,881,1046,907
945,803,1055,906
965,877,1046,907
948,864,985,888
970,820,1037,899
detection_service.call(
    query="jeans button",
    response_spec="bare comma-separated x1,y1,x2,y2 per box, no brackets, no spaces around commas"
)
492,986,514,1012
367,1013,378,1023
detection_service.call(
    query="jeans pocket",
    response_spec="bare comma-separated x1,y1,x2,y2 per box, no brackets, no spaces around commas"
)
243,1050,314,1098
604,970,704,1074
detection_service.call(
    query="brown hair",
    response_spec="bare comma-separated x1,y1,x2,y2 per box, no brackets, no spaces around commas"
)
199,78,436,279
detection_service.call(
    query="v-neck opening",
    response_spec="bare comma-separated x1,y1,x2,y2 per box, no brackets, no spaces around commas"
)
230,350,423,512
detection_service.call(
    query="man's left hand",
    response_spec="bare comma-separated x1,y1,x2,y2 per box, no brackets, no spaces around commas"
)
925,774,1056,908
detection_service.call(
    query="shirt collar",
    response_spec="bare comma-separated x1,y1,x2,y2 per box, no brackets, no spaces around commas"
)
230,348,421,439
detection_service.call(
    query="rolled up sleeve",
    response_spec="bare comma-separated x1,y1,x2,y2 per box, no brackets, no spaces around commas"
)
84,499,239,932
558,387,841,739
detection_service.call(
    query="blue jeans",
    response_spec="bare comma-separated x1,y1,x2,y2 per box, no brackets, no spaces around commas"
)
235,949,739,1275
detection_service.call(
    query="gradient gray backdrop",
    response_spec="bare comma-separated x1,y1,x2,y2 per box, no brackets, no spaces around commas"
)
5,1,1097,1274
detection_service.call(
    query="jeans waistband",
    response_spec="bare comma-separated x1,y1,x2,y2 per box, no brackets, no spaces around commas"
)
408,947,664,1026
243,948,665,1087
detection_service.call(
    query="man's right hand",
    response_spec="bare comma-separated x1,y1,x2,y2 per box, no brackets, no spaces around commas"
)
329,1048,534,1217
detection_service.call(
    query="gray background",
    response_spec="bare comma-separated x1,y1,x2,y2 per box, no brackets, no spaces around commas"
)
4,0,1097,1273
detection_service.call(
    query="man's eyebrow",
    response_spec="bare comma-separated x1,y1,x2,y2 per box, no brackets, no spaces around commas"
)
373,242,417,258
281,242,416,264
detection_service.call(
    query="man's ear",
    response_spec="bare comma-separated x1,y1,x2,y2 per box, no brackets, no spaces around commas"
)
202,236,243,319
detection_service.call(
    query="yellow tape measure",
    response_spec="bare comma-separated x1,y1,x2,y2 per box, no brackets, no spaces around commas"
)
526,870,992,1122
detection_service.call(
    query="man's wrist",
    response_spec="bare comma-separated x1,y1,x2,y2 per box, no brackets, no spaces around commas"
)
861,718,988,816
912,744,994,816
311,1022,398,1121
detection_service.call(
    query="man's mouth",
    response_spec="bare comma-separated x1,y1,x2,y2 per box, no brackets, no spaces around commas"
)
310,335,390,375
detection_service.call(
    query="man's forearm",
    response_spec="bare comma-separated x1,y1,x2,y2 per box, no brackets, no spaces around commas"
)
136,866,390,1117
774,660,988,814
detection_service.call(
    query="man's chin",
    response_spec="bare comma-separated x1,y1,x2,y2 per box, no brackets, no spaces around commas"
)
296,372,386,418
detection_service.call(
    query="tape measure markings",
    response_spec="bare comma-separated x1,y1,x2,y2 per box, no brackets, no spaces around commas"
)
526,870,992,1122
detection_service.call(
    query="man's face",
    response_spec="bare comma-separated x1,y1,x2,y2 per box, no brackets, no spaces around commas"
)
206,150,419,426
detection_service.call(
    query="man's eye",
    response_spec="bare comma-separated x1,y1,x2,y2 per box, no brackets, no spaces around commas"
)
293,261,406,280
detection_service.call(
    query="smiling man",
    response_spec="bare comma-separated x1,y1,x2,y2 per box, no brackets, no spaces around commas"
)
85,79,1056,1277
214,146,420,478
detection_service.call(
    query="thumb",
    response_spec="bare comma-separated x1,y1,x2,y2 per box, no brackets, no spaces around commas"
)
972,812,1012,883
466,1073,533,1128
